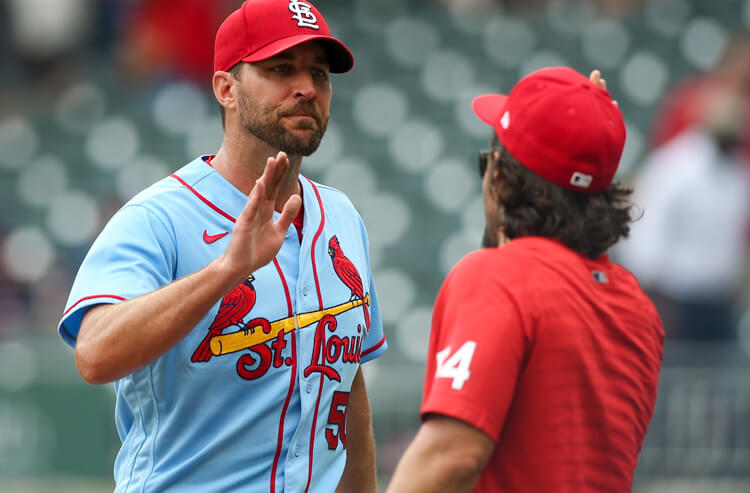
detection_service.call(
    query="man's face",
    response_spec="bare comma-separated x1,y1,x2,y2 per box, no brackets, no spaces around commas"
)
235,42,332,156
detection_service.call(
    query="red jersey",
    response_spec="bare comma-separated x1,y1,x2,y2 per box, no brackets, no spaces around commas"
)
421,237,664,492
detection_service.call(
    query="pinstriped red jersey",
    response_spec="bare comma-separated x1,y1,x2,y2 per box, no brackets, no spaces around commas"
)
421,237,664,492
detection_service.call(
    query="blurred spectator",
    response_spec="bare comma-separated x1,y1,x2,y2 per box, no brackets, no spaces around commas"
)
618,91,750,341
0,3,10,58
649,33,750,157
435,0,643,15
90,1,132,57
5,0,91,78
117,0,237,84
0,267,32,339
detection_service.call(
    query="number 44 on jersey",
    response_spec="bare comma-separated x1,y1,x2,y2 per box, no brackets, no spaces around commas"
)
435,341,477,390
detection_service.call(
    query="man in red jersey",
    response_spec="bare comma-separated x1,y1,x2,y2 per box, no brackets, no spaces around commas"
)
386,67,664,493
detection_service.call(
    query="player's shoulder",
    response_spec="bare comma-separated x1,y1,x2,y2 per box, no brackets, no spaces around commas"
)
125,157,207,208
457,237,559,266
449,242,529,281
608,261,658,303
449,238,569,284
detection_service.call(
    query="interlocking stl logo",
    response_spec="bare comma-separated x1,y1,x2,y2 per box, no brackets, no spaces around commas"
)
288,0,319,29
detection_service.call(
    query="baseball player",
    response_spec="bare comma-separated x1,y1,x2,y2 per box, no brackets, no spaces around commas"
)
386,67,664,492
57,1,386,492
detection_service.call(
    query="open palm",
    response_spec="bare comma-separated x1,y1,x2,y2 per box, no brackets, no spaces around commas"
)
224,152,302,279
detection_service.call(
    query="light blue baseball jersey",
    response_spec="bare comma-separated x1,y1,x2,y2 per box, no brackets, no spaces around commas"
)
58,156,387,492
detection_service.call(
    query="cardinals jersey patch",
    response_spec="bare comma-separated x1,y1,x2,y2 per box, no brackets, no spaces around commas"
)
328,235,370,332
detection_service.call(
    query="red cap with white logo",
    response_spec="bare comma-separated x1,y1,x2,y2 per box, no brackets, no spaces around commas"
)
213,0,354,73
472,67,626,193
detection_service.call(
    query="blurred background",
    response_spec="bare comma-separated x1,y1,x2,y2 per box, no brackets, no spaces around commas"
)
2,0,750,491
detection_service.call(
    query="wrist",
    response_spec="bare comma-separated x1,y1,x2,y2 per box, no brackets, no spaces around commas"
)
209,255,251,294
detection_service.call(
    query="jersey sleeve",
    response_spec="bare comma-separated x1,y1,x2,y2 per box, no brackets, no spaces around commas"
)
357,217,387,363
58,204,177,347
420,249,529,441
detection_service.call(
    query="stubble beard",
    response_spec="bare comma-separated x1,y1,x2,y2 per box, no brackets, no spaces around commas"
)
481,206,504,248
481,227,498,248
238,91,327,156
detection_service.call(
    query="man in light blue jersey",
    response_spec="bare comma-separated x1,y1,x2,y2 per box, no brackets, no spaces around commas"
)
58,1,387,491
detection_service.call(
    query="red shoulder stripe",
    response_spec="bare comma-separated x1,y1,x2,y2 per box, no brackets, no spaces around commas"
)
361,334,386,357
170,174,237,223
62,294,128,317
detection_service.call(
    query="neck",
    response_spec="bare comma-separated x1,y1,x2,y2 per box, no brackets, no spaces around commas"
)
211,130,302,210
482,226,510,249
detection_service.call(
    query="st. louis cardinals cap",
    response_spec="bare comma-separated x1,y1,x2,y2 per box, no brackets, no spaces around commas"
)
214,0,354,74
472,67,626,193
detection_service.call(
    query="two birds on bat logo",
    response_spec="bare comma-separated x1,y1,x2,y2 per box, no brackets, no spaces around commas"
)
190,235,369,381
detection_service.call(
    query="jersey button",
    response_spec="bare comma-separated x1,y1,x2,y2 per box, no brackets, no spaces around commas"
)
306,382,312,393
294,445,300,458
302,286,310,296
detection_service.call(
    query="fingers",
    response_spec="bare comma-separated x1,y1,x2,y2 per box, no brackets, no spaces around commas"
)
258,152,289,200
275,194,302,232
238,179,265,223
589,69,606,90
237,152,292,224
589,69,618,107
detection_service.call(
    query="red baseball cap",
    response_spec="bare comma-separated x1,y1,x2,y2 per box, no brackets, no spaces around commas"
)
472,67,626,193
213,0,354,74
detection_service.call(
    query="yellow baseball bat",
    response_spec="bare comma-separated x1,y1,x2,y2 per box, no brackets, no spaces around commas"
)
210,294,370,356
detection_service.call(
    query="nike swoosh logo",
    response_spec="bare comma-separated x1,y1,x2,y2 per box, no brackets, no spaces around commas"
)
203,230,228,243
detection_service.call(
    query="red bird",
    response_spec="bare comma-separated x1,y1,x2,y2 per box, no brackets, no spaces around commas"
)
191,274,256,362
328,236,370,330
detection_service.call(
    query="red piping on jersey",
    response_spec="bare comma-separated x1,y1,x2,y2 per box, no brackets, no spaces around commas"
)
63,294,128,317
304,178,326,493
273,258,293,314
170,171,306,491
169,174,235,223
271,258,296,493
305,373,325,493
361,334,386,358
306,178,326,311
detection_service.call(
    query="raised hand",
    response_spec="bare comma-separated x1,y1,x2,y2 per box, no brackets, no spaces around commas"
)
589,69,619,107
222,152,302,283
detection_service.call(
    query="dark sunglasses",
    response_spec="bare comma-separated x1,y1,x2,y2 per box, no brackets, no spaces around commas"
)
478,148,495,178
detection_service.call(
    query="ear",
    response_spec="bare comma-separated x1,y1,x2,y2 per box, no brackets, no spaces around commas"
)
213,70,238,117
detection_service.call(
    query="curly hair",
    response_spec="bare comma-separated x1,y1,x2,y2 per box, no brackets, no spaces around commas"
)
488,141,635,259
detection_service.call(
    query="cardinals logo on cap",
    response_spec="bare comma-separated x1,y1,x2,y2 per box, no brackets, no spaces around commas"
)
289,0,320,29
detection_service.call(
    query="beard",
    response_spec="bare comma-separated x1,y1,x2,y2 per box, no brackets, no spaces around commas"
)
481,227,498,248
237,91,327,156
